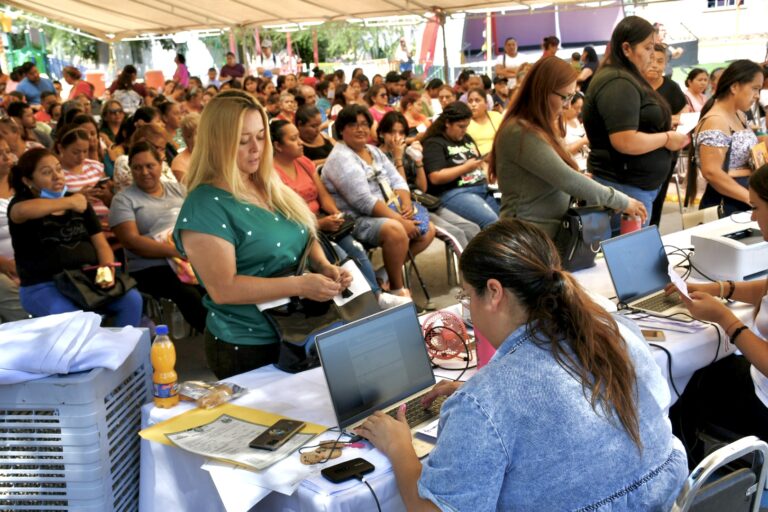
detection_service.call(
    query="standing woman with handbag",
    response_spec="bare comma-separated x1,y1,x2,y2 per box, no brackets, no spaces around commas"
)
490,56,646,239
8,148,142,326
687,59,763,216
173,91,351,379
582,15,688,234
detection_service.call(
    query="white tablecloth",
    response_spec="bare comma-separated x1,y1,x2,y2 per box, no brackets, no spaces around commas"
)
139,216,756,512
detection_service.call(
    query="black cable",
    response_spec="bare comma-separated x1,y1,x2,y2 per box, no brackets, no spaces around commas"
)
358,475,382,512
424,325,474,381
648,342,680,398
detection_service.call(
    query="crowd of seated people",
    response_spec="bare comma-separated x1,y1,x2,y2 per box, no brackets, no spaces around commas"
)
1,13,768,509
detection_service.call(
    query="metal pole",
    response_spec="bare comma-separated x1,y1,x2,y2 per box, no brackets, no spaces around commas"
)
436,10,449,83
485,12,493,78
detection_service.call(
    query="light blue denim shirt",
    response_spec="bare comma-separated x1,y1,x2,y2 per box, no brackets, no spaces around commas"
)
320,142,409,218
418,316,687,511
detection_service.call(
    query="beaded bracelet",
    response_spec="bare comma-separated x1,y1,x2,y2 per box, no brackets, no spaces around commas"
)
730,325,749,344
725,280,736,300
718,280,725,299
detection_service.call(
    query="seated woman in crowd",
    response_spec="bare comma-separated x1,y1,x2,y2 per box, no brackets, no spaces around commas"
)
171,113,200,183
491,57,646,238
688,60,762,215
400,91,431,140
111,66,145,115
174,90,351,379
8,148,142,326
56,128,112,227
296,105,335,167
366,84,393,126
274,92,297,124
669,163,768,461
466,87,502,157
422,102,499,229
67,114,105,166
99,100,125,146
0,136,28,322
684,68,709,113
330,84,357,121
0,118,37,159
357,219,687,511
243,76,259,97
256,79,276,106
183,88,204,115
563,92,590,165
109,141,206,333
436,85,456,113
158,101,184,151
378,111,479,249
113,124,178,193
322,105,435,298
271,120,407,309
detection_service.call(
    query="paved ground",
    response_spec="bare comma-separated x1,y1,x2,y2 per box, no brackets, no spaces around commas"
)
172,195,686,383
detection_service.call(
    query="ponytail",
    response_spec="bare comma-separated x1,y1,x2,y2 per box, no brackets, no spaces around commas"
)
460,219,642,449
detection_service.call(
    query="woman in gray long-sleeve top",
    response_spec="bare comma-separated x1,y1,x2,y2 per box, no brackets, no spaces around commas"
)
489,56,647,239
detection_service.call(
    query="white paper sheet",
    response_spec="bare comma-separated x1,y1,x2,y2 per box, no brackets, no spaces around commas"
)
668,264,690,299
677,112,700,134
333,259,371,307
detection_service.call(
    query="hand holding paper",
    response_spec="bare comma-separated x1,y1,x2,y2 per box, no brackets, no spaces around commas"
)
667,264,690,300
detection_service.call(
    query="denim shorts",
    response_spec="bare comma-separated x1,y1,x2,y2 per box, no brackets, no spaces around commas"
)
352,216,387,246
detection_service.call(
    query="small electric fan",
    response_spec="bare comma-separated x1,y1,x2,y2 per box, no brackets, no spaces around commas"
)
422,311,471,361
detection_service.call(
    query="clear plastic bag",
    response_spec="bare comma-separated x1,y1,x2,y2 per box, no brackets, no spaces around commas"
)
179,381,247,409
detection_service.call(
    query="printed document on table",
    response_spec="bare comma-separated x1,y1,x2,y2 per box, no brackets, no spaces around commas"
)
166,414,316,471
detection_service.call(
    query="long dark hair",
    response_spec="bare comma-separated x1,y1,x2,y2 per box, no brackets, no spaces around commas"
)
601,16,671,125
460,219,642,448
422,101,472,141
685,59,763,206
10,147,55,194
489,57,578,182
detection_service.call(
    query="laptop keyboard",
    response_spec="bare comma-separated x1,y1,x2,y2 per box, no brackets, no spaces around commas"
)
386,394,446,428
633,291,682,313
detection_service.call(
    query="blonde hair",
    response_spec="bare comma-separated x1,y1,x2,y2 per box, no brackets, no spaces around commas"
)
186,90,316,233
180,112,200,140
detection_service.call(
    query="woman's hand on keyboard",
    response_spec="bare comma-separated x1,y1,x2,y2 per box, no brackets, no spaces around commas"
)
421,381,462,408
664,282,716,297
354,407,412,457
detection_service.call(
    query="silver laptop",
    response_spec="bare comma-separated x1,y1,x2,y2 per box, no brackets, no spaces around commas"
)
315,303,444,456
601,226,689,319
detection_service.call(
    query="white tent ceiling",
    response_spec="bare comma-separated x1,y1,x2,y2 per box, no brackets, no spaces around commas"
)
3,0,623,41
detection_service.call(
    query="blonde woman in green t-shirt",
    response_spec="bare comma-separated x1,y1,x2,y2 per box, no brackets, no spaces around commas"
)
174,90,352,378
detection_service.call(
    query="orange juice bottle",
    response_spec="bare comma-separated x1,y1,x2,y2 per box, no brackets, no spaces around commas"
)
151,325,179,408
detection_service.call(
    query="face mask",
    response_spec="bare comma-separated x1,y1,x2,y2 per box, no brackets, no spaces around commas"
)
39,185,67,199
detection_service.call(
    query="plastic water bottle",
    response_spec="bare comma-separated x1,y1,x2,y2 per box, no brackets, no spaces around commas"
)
151,325,179,408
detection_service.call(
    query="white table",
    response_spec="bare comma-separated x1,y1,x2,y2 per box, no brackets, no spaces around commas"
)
140,216,755,512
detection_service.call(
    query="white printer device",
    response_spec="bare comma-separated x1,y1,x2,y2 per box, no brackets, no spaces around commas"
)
691,221,768,281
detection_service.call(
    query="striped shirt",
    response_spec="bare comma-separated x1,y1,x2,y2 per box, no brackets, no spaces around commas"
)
63,159,109,225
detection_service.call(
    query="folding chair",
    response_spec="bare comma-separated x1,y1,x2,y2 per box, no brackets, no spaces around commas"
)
672,436,768,512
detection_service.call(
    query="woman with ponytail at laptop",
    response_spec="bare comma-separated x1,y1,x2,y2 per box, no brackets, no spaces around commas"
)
356,219,687,511
669,163,768,463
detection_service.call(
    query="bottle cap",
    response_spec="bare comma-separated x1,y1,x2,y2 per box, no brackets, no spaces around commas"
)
155,325,169,336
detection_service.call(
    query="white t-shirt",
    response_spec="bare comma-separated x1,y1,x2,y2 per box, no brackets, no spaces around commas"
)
0,196,13,260
751,293,768,407
496,52,526,70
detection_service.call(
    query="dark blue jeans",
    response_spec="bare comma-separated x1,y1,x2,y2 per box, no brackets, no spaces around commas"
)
440,184,499,228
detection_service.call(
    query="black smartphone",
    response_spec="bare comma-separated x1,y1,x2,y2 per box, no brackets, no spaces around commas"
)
249,419,305,451
321,457,375,483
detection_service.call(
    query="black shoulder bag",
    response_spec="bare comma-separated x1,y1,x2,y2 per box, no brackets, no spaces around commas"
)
553,205,611,272
263,237,381,373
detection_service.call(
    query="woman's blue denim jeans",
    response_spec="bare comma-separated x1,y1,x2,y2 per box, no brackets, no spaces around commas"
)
593,176,661,237
440,184,499,228
20,281,143,327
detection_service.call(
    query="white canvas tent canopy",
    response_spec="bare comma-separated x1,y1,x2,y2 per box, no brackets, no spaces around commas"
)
2,0,624,41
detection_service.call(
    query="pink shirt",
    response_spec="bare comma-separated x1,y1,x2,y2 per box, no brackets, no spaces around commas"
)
369,106,393,124
68,80,94,100
174,64,190,88
275,157,320,214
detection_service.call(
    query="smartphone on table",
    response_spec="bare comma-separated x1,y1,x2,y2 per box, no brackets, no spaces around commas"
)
249,419,306,451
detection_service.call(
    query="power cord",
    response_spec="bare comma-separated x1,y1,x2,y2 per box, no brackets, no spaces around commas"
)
647,342,680,398
356,474,382,512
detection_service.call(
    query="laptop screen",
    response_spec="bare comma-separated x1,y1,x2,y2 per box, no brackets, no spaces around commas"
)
601,226,671,304
316,303,435,429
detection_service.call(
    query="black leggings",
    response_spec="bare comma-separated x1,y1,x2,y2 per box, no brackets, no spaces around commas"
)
670,354,768,466
131,265,207,333
204,330,280,379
